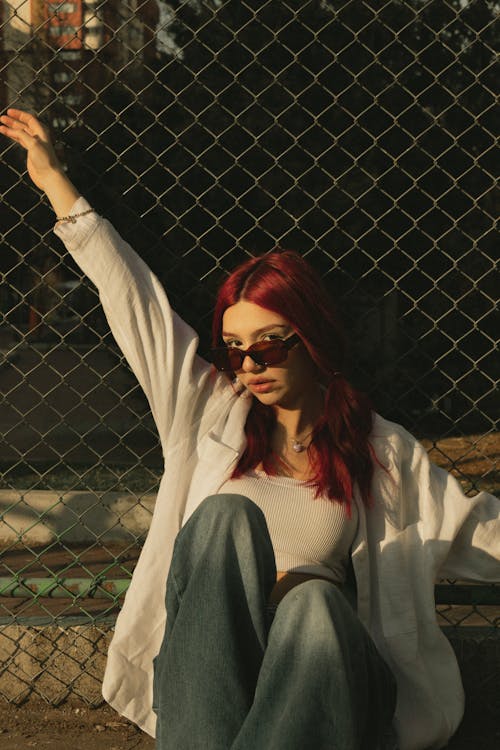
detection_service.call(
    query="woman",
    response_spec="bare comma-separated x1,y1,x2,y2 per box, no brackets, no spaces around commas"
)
1,109,498,750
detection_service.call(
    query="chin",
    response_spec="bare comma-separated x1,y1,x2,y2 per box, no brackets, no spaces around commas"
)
253,390,283,406
255,391,298,410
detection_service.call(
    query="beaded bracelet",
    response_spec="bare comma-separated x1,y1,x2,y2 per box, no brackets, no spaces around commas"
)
55,208,95,224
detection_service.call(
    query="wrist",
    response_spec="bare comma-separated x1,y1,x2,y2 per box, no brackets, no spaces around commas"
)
42,169,81,217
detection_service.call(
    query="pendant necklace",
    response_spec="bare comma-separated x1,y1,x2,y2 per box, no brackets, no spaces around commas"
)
290,430,313,453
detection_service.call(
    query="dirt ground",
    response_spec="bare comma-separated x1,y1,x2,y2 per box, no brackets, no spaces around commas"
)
0,700,154,750
0,696,498,750
420,431,499,497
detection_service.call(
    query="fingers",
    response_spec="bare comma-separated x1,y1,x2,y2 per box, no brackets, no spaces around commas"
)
0,114,27,132
0,118,38,150
1,109,48,139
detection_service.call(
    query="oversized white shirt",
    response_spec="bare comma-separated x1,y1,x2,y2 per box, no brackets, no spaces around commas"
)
55,198,500,750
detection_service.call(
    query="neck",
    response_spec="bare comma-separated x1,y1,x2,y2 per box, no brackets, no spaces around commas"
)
273,386,324,443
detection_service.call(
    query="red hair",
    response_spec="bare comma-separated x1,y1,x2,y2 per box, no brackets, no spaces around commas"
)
212,250,377,511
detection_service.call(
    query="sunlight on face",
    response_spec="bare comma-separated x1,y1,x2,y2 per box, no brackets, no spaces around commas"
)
222,300,317,410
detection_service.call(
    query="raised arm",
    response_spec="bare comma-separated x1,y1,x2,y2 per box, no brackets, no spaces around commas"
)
1,109,219,451
0,109,80,217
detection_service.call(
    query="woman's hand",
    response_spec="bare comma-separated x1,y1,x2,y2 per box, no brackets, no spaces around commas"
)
0,109,63,190
0,108,80,217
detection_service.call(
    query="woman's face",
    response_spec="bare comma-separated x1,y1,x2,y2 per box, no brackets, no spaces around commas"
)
221,300,317,410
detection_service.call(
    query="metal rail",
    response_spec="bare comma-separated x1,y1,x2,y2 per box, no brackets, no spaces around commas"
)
1,576,498,607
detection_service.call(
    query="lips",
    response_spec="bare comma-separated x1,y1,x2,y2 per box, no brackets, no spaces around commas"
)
248,379,275,394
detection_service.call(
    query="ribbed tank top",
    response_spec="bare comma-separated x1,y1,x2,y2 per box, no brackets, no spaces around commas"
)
218,470,358,584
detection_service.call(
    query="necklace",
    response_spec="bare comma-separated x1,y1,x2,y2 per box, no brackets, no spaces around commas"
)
290,430,313,453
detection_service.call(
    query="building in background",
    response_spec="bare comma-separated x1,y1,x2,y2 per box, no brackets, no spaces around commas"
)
0,1,165,125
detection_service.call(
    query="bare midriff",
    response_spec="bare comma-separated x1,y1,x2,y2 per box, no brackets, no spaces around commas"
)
269,570,338,606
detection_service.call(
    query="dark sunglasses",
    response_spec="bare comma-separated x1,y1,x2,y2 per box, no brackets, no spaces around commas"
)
211,333,301,372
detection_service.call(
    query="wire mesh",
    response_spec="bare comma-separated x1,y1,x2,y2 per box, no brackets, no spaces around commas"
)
0,0,498,706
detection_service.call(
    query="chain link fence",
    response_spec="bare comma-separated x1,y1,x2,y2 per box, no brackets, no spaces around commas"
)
0,0,498,715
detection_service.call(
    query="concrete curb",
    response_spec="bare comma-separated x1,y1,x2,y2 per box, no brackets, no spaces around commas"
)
0,490,156,546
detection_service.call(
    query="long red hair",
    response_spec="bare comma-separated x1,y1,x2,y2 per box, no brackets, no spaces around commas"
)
212,250,376,511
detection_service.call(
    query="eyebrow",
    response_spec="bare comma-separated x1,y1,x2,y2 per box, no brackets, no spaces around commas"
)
222,324,289,339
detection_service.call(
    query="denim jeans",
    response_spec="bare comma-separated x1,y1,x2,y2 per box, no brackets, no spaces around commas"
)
152,494,397,749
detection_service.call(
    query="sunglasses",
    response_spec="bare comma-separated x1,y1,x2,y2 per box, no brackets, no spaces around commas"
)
211,333,301,372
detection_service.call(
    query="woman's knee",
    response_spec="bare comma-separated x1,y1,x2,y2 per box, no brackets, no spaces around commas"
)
200,492,259,515
193,493,266,530
169,493,276,602
272,579,356,639
278,578,348,614
269,580,382,679
177,493,270,554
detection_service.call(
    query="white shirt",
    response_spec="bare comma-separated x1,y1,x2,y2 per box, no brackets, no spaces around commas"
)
54,198,500,750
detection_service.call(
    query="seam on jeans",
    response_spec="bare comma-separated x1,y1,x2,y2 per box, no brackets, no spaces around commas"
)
169,568,183,602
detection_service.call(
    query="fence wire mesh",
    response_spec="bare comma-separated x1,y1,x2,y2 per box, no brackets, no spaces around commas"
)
0,0,498,707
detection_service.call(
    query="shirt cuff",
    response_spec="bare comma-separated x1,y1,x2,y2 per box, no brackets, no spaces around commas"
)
53,197,101,252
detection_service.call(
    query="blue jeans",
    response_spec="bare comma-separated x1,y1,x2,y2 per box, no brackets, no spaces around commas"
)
152,494,397,749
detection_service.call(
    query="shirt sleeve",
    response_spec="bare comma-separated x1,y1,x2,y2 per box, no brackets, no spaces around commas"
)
54,197,217,453
396,428,500,583
371,417,500,583
434,466,500,582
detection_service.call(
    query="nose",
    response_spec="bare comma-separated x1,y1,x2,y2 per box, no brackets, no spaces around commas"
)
241,354,262,373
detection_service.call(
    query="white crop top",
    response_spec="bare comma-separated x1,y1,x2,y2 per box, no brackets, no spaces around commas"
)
218,470,358,584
